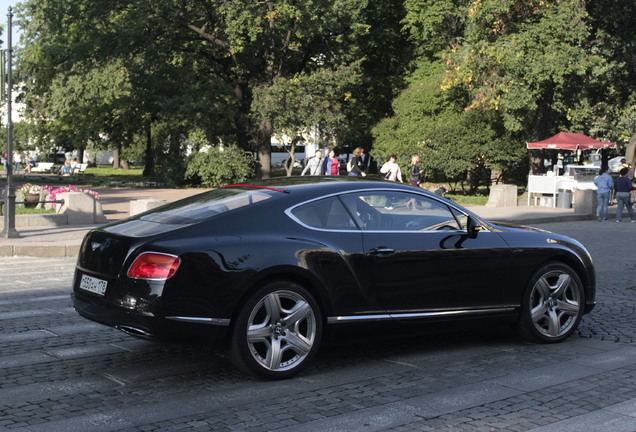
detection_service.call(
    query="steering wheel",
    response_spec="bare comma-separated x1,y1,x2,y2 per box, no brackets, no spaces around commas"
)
361,211,381,229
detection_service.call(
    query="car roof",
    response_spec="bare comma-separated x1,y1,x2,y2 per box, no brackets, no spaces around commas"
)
225,177,495,228
225,176,421,197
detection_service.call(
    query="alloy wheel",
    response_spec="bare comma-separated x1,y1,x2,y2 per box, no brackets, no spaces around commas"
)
529,269,581,338
246,289,318,372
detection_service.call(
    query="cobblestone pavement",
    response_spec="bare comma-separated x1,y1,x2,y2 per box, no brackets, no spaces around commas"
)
2,220,636,431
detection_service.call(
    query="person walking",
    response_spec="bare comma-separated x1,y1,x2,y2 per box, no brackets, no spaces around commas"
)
614,167,636,222
594,166,613,221
380,154,403,182
13,151,21,174
347,147,366,177
323,149,340,175
301,150,323,176
409,154,423,187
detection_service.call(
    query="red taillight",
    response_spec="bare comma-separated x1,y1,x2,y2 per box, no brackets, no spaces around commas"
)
127,252,181,280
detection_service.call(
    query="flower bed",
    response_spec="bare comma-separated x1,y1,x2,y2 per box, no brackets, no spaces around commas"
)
14,184,100,209
17,183,44,196
44,185,100,207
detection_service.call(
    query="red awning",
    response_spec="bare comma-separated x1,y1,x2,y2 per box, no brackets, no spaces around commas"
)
527,132,616,150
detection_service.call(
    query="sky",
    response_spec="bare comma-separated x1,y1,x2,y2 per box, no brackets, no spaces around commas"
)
0,0,20,47
0,0,17,14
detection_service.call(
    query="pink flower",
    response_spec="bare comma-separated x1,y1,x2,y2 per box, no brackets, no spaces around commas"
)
45,185,100,207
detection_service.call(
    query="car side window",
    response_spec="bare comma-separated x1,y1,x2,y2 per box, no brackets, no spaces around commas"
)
341,191,462,231
291,197,358,230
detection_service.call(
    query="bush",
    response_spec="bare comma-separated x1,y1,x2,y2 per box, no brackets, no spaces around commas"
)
185,145,255,187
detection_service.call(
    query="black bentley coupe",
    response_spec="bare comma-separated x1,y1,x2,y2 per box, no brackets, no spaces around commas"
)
72,177,595,379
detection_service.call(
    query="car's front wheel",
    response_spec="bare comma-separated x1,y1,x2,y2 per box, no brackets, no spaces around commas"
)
518,262,585,343
229,281,322,379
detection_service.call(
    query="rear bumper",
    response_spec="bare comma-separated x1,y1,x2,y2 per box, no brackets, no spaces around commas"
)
72,294,227,344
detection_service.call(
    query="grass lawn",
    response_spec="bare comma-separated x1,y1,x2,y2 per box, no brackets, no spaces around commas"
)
82,165,145,180
0,205,56,215
15,206,56,214
446,194,489,206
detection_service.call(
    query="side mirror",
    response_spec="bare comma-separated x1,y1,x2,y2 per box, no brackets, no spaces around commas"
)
466,216,482,238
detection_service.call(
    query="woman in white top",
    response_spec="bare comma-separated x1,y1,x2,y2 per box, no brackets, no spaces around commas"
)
13,151,21,174
380,154,403,182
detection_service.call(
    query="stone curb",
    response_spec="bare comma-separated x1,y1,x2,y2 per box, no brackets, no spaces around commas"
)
0,242,82,258
490,213,595,226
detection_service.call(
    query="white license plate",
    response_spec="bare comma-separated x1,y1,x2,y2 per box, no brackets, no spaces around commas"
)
79,274,108,296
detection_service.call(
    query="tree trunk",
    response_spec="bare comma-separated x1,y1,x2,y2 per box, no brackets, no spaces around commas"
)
233,83,251,151
143,121,154,177
256,118,272,179
529,87,555,175
626,133,636,168
284,139,297,177
113,146,120,169
77,147,85,165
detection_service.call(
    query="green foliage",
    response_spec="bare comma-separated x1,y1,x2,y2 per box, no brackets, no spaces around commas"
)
15,0,409,180
252,63,365,174
372,61,526,191
402,0,463,58
0,122,38,153
185,145,255,187
13,0,636,189
441,0,609,140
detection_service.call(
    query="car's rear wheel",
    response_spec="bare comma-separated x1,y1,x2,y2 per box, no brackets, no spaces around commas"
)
229,281,322,379
518,262,584,343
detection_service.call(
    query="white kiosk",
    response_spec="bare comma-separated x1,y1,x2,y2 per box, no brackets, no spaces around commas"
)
527,132,616,208
527,165,599,207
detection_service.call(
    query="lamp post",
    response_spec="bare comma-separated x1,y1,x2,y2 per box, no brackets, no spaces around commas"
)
2,7,19,238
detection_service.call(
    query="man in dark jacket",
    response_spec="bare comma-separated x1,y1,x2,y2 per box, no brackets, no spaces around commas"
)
615,167,635,222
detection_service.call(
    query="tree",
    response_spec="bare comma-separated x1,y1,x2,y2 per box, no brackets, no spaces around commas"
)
402,0,464,60
17,0,405,180
372,62,524,191
580,0,636,158
16,0,238,175
168,0,379,178
440,0,609,173
185,145,254,187
252,64,362,176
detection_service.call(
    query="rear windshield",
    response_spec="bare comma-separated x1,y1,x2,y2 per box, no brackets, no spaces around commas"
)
139,187,277,225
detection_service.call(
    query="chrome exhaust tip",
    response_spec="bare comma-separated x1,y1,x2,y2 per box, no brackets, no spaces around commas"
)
116,325,154,339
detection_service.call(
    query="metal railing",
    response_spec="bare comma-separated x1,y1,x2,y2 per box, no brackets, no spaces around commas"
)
0,199,64,216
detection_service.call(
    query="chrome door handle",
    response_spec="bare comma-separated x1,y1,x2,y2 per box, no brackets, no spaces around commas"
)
369,247,395,255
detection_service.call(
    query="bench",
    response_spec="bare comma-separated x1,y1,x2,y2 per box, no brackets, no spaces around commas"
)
73,163,88,175
31,162,55,173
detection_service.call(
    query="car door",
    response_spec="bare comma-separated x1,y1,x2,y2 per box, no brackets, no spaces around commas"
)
340,190,513,319
286,195,381,317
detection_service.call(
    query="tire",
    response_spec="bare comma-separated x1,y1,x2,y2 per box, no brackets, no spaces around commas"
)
518,262,585,343
229,281,322,379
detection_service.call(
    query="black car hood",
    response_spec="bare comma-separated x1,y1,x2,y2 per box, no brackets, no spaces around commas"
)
488,222,551,233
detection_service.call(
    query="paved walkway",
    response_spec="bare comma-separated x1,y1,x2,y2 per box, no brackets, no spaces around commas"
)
0,187,206,257
2,221,636,431
0,186,606,257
